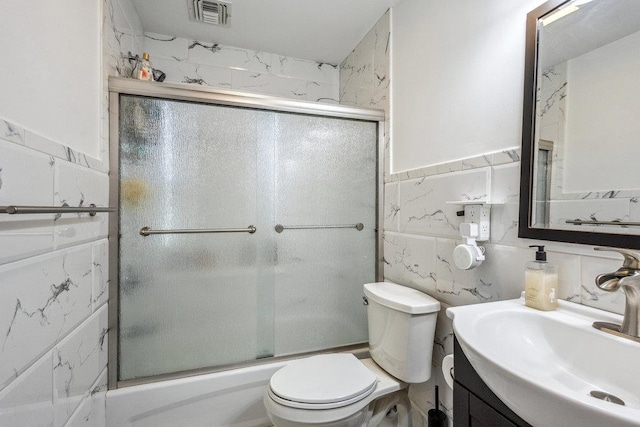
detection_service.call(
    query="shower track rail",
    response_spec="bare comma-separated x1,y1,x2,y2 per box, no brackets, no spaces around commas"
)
139,225,257,236
0,204,115,216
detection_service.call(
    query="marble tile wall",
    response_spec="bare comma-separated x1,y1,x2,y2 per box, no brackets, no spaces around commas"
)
108,8,339,103
340,10,632,426
105,0,145,79
0,0,121,425
340,10,391,179
0,124,110,427
143,34,339,102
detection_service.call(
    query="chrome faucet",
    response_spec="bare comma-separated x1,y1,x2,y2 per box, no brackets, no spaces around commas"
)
593,247,640,338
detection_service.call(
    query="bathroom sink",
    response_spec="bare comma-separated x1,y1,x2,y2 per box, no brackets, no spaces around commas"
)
447,297,640,427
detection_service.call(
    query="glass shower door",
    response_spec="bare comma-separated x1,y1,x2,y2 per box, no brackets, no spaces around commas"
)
273,114,378,355
115,91,380,383
118,96,275,380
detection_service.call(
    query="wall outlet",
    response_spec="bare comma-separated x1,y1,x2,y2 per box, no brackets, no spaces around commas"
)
464,204,490,241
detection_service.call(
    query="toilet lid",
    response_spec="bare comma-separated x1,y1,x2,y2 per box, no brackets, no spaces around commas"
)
269,354,377,406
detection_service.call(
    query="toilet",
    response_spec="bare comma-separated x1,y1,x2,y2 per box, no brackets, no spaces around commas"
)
263,281,440,426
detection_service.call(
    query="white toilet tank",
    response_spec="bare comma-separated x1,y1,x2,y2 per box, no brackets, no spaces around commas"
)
363,282,440,383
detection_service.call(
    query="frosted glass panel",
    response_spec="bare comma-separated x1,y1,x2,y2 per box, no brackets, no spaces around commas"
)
117,96,378,381
118,96,275,380
274,229,374,355
274,114,377,355
275,115,377,225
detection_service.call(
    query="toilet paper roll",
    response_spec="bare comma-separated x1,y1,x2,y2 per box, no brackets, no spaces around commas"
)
442,354,454,389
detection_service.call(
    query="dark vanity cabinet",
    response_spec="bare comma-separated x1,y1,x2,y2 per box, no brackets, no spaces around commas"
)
453,338,531,427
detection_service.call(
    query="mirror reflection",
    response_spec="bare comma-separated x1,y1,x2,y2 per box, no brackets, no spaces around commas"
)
531,0,640,235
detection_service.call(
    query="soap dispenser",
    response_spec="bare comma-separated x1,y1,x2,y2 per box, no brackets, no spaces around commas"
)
524,245,558,311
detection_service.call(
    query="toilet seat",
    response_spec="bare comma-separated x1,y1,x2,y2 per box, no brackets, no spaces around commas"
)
264,358,406,426
268,354,378,410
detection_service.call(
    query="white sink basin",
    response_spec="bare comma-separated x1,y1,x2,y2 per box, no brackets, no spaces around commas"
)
447,297,640,427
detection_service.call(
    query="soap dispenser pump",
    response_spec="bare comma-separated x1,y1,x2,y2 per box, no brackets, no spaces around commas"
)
524,245,558,311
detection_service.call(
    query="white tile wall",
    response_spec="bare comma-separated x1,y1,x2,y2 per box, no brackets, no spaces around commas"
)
109,26,341,102
53,306,108,427
0,127,110,426
580,256,628,313
383,232,437,295
0,0,120,424
105,0,145,78
0,140,55,263
0,247,92,389
398,168,491,237
91,240,109,312
64,369,107,427
0,120,26,145
0,350,53,426
53,162,109,250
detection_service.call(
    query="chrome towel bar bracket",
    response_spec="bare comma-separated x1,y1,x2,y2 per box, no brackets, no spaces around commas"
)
139,226,257,236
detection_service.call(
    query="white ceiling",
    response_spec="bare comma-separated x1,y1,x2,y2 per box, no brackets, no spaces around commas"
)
131,0,402,65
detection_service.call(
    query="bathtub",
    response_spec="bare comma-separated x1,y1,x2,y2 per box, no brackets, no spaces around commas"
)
106,360,289,427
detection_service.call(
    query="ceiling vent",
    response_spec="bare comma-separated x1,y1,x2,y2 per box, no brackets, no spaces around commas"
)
191,0,231,26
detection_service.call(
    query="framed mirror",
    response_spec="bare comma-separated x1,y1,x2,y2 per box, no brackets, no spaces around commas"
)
519,0,640,249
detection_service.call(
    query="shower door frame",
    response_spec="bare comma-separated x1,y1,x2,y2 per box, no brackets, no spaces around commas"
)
107,77,385,389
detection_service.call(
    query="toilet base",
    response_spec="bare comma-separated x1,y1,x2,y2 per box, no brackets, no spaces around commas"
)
266,389,412,427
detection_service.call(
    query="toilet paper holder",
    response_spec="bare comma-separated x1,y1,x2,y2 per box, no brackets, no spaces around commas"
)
442,354,455,390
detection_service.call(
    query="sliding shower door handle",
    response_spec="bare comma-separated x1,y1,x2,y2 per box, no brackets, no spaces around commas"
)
274,223,364,233
139,226,257,236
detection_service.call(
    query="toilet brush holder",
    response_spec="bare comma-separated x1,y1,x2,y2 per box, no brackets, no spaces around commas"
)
428,385,447,426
